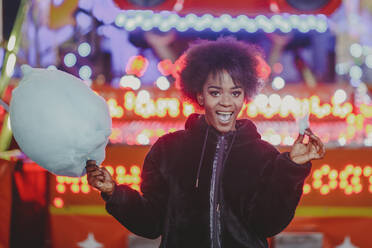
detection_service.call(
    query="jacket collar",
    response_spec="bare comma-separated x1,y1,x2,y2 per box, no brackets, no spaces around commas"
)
185,113,261,144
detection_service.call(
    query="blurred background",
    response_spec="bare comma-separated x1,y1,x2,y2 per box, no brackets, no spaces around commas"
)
0,0,372,247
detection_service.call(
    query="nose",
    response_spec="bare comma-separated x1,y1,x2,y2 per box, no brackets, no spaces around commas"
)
219,93,232,107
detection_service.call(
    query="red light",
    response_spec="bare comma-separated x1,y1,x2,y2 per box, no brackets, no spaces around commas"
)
126,55,149,77
157,59,173,76
53,197,64,208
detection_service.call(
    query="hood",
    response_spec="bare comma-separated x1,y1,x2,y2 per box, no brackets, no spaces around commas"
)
185,113,261,144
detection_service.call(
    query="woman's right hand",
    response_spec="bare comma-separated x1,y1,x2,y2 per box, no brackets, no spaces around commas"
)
86,160,116,196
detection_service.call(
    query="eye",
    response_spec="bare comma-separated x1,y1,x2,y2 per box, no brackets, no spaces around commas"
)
209,91,220,97
232,91,242,97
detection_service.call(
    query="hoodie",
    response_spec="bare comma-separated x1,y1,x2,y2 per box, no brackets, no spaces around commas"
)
102,114,311,247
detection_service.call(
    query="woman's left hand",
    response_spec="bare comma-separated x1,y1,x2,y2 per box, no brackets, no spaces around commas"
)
289,128,326,165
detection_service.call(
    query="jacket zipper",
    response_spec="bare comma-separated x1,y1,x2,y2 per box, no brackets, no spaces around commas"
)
211,135,225,248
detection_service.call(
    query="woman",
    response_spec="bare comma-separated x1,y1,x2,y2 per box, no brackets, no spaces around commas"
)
87,37,325,248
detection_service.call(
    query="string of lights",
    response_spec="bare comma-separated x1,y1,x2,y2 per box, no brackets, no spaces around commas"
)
113,10,329,33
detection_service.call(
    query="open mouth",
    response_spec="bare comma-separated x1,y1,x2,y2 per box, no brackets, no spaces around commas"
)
216,111,233,123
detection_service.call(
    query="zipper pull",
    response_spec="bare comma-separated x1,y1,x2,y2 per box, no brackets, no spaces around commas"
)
217,203,220,212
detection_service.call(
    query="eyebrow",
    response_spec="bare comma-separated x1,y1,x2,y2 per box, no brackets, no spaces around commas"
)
207,85,243,90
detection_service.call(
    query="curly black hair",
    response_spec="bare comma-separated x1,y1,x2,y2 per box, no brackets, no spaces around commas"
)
179,37,263,103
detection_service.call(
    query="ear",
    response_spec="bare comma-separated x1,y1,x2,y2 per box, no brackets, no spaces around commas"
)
196,93,204,106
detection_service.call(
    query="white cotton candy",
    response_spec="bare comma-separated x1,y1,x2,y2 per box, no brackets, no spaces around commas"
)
298,112,309,135
10,65,112,177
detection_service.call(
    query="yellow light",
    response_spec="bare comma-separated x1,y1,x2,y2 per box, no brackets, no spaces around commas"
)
130,184,140,191
345,164,354,174
130,165,141,175
71,178,80,184
116,165,126,175
303,184,311,194
360,104,372,118
339,171,348,180
369,176,372,184
81,184,90,194
353,184,362,194
329,180,338,189
132,176,141,184
105,165,114,176
71,184,80,193
124,92,135,111
107,98,124,118
339,180,347,189
345,185,353,195
56,176,65,184
369,185,372,193
117,175,125,184
81,175,88,184
328,170,338,180
356,114,364,131
363,166,372,177
313,170,322,179
351,176,360,185
312,180,322,189
353,166,362,176
65,177,73,184
246,103,258,118
155,128,165,137
346,114,355,124
320,185,330,195
182,102,195,117
124,175,133,184
168,99,180,117
56,184,66,194
53,197,64,208
321,164,330,174
155,99,168,117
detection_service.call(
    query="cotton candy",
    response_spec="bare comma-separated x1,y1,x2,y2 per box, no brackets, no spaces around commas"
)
298,112,309,135
10,65,112,177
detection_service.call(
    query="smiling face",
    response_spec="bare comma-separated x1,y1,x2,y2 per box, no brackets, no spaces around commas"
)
197,71,245,133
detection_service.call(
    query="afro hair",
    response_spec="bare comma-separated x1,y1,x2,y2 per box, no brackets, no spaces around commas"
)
179,37,264,103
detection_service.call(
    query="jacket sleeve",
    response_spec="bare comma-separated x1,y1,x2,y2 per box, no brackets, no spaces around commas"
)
247,142,311,238
101,138,169,239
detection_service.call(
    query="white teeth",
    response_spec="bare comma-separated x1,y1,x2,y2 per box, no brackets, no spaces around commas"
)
217,111,232,115
216,111,233,123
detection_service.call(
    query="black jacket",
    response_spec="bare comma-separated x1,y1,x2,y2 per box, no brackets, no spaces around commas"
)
102,114,311,247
